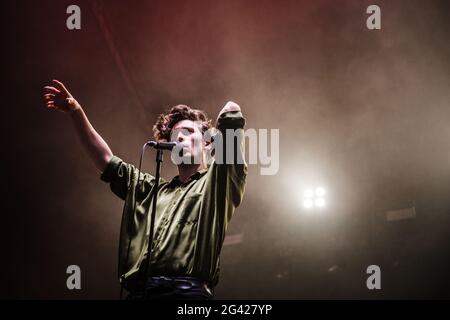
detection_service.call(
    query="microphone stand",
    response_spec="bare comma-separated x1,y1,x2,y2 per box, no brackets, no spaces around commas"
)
142,146,162,291
141,141,176,293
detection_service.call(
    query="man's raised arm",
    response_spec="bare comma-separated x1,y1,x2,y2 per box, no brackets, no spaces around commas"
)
43,79,113,172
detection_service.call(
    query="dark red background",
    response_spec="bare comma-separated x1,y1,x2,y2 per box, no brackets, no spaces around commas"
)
2,0,450,299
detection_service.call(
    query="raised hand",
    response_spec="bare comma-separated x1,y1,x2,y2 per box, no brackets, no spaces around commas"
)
216,101,241,125
43,79,81,113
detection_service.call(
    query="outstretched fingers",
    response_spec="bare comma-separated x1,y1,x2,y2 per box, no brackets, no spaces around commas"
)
43,80,71,112
44,86,61,95
52,79,70,96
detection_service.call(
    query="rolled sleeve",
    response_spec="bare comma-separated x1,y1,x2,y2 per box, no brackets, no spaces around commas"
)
100,155,155,201
100,155,123,183
211,110,248,209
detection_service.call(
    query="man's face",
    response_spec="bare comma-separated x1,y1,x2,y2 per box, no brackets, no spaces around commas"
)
170,119,205,165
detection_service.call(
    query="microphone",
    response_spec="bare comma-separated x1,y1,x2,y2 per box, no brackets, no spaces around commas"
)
146,141,178,150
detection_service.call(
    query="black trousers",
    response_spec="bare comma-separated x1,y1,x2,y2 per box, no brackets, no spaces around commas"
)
126,276,214,300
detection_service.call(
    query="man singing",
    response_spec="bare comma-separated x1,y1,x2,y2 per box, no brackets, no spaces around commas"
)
43,79,247,300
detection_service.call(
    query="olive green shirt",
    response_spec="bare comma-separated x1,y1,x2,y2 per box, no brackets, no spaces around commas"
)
100,111,247,290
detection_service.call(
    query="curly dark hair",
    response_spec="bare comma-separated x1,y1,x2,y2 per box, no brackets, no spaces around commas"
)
153,104,212,142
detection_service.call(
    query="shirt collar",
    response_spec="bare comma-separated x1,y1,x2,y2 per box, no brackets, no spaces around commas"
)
168,167,208,187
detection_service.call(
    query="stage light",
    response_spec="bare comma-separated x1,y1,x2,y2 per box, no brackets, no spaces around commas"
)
302,186,327,210
303,199,314,209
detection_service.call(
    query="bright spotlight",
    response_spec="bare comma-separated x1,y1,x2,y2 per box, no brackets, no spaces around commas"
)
303,199,314,209
302,186,327,211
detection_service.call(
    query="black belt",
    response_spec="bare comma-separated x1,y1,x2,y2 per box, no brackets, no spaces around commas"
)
146,276,213,295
